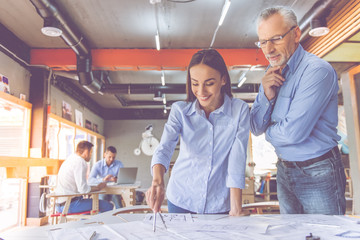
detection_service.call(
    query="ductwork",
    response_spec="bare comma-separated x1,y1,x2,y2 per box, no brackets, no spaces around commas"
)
29,0,102,93
100,83,258,94
299,0,340,40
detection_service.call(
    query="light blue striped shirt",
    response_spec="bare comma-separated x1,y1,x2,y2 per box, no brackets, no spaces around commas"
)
250,45,340,162
151,94,250,213
88,159,124,184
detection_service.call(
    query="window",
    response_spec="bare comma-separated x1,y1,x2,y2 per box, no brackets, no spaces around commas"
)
0,92,31,231
46,113,105,168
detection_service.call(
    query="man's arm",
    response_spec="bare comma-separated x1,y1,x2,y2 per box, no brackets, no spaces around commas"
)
250,67,284,136
266,67,337,147
88,161,102,184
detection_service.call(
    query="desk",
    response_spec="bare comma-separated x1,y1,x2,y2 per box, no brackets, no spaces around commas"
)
2,207,360,240
103,182,140,207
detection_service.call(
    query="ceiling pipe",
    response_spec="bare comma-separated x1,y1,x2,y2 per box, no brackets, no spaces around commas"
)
100,83,258,94
298,0,339,41
29,0,102,93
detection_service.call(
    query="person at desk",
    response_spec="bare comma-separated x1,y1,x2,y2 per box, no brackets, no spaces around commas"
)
146,49,250,216
250,6,346,214
55,141,113,214
88,146,124,208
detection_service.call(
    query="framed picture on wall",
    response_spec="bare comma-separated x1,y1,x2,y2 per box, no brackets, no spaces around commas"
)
85,119,92,130
0,74,10,94
62,100,72,121
75,109,83,127
93,124,98,133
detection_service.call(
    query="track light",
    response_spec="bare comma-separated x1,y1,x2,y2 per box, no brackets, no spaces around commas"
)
162,94,166,104
161,71,165,86
218,0,231,26
155,31,160,51
41,18,62,37
309,18,329,37
237,71,247,88
153,91,163,101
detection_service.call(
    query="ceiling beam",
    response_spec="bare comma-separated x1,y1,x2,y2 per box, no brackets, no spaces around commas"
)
302,0,360,57
30,49,268,71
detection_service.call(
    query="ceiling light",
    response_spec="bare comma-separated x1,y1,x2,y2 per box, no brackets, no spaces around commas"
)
161,71,165,86
218,0,231,26
41,18,62,37
155,31,160,51
153,91,163,101
162,94,166,104
237,72,247,88
309,18,329,37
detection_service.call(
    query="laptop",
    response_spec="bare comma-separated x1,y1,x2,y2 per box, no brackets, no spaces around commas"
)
115,167,138,184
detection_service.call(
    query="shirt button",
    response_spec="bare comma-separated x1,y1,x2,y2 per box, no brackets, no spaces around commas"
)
210,127,213,130
266,103,269,106
263,120,266,122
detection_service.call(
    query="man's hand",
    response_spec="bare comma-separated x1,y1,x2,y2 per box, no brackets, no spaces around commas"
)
97,182,107,190
91,181,107,192
103,174,116,182
262,66,285,100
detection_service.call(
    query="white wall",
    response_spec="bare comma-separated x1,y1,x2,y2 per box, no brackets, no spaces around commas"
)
104,119,178,189
0,52,31,100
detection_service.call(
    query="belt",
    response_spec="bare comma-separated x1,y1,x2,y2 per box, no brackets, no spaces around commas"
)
279,146,339,168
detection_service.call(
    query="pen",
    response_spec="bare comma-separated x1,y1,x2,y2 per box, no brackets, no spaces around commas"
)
153,212,156,232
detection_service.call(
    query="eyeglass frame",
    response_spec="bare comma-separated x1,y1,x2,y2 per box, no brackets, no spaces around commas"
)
255,25,297,48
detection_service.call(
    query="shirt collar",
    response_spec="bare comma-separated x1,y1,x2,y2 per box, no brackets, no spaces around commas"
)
102,158,112,168
265,44,305,76
186,94,232,117
285,44,305,75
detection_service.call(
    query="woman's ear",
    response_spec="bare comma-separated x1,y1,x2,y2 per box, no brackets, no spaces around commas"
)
221,75,227,86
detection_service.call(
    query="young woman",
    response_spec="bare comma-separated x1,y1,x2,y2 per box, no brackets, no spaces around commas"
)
146,49,250,216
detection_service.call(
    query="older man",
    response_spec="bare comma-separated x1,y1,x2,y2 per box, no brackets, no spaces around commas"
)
250,6,345,214
55,141,113,213
89,146,124,208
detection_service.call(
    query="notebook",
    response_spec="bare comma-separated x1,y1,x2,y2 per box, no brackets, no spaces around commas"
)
115,167,138,184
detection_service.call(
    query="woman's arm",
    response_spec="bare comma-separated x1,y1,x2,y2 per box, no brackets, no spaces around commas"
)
146,164,166,212
229,188,250,216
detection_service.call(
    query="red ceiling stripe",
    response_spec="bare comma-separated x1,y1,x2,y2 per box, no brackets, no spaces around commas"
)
30,49,268,71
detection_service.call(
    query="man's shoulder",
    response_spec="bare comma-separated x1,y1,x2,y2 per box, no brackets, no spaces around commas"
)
303,50,334,71
114,160,124,166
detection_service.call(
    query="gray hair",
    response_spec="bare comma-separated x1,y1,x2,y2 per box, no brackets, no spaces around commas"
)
257,6,298,29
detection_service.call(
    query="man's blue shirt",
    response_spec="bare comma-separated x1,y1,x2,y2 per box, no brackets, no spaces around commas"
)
88,159,124,184
250,44,340,161
151,94,250,213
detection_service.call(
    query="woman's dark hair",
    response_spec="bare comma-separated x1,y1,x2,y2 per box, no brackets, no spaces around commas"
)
186,49,232,102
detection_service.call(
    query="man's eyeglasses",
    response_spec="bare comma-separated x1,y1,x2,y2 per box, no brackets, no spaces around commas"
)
255,26,297,48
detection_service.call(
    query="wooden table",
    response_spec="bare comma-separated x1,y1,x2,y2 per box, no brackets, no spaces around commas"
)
103,182,141,207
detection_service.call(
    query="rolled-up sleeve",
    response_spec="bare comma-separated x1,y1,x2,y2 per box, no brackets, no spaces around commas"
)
151,103,182,174
227,104,250,189
250,85,275,136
